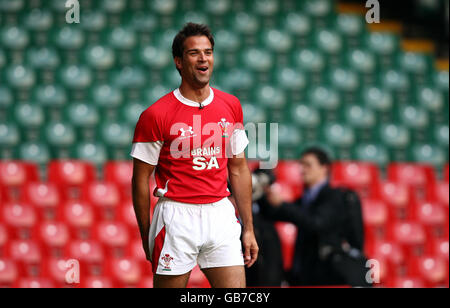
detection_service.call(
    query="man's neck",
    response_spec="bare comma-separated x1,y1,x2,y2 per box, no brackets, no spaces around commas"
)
305,178,328,191
179,82,210,103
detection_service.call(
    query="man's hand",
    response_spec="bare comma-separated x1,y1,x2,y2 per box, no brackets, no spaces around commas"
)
242,228,259,268
265,184,284,208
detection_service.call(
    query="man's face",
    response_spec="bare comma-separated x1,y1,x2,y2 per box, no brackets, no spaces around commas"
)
175,35,214,88
300,154,329,187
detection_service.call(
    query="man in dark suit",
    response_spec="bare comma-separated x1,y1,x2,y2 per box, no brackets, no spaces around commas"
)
260,147,366,286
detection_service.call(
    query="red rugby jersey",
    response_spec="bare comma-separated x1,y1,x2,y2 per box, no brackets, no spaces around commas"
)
131,87,249,204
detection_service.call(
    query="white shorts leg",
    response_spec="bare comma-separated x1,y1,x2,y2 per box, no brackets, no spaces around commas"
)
197,197,244,269
148,197,244,276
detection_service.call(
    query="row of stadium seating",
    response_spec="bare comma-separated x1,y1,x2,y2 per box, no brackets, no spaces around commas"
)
0,160,448,288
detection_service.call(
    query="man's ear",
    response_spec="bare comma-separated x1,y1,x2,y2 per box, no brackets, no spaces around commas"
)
174,57,182,71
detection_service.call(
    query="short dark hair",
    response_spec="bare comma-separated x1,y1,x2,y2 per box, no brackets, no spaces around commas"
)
172,23,215,59
301,147,332,167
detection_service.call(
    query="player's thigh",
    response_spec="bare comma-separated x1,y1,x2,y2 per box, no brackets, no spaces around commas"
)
202,266,246,288
153,271,192,288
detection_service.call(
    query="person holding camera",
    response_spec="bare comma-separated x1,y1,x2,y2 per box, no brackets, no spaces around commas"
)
260,147,371,287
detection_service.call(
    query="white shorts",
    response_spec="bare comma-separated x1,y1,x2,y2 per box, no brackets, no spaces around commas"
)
149,196,244,275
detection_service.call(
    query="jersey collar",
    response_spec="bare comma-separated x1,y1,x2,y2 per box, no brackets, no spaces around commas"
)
173,87,214,108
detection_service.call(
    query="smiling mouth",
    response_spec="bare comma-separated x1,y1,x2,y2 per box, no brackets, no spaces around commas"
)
197,67,208,73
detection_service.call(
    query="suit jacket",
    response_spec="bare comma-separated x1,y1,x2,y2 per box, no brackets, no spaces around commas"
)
260,184,347,286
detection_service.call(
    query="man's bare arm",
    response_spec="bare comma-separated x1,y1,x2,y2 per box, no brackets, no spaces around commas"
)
228,152,259,267
132,158,156,261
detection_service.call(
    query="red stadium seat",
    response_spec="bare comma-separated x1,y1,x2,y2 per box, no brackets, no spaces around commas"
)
0,161,39,187
0,224,7,256
412,202,447,238
1,202,37,239
408,256,448,287
6,240,41,277
106,258,142,287
375,181,410,220
137,276,154,288
65,240,104,276
0,258,18,287
118,199,140,239
37,222,70,257
273,160,303,188
387,163,436,201
274,222,297,271
82,181,120,220
430,239,449,261
186,265,210,288
331,162,380,198
48,160,96,199
14,277,55,288
270,182,301,203
95,221,130,257
0,161,39,202
22,182,60,220
62,200,95,239
127,239,151,275
41,258,72,286
369,241,405,278
429,181,449,208
104,161,133,199
389,222,426,259
82,276,114,288
389,277,425,288
361,199,388,240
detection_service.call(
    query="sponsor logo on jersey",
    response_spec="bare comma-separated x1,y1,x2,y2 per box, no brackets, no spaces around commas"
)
218,118,231,138
161,253,174,271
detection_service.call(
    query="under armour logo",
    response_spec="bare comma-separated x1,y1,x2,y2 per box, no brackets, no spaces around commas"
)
179,127,194,137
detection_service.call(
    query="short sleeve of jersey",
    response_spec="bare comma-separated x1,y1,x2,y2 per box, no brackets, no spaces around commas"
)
130,108,164,166
230,98,249,156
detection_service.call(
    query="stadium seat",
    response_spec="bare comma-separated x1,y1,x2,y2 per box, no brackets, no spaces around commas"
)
1,202,37,239
389,222,426,259
261,29,292,53
411,144,447,168
387,163,436,201
330,68,359,92
331,162,380,197
66,102,100,132
412,202,447,238
398,52,430,75
81,276,114,288
48,160,96,199
118,200,141,239
24,8,53,31
370,241,405,278
34,84,67,109
14,103,45,131
375,181,410,220
274,160,303,188
73,142,108,167
354,144,390,166
1,26,29,50
14,277,55,288
389,277,425,288
62,200,95,240
104,161,133,199
363,86,393,114
274,222,297,271
0,258,18,287
0,86,13,108
22,182,60,220
37,222,70,257
0,123,20,152
94,221,129,257
27,47,59,69
54,27,85,50
361,199,388,240
408,256,448,287
91,84,123,109
82,182,120,219
431,239,449,261
106,258,142,287
84,45,115,70
137,276,154,288
19,142,51,166
0,161,39,189
6,240,41,276
294,49,325,72
0,224,7,254
366,32,398,56
65,240,104,276
60,65,93,90
429,181,449,207
40,258,73,287
417,86,445,113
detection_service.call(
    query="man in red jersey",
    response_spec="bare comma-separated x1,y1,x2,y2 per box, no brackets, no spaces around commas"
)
131,23,258,288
